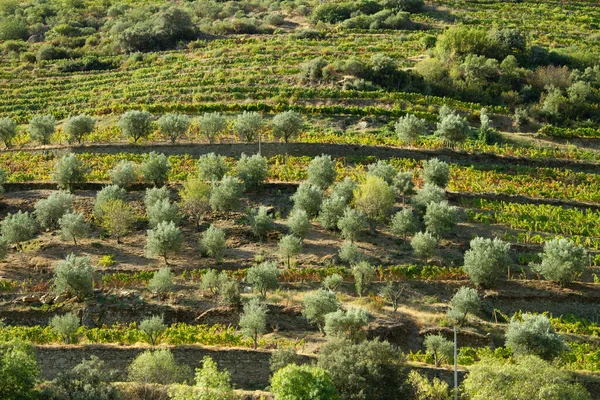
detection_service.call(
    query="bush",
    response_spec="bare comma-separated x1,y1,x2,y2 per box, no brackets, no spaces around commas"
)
411,183,446,212
395,114,427,144
0,236,7,260
158,113,189,143
64,114,95,144
29,114,56,144
127,349,190,385
411,231,437,260
139,315,166,346
1,210,36,249
463,237,510,287
505,313,567,360
424,334,453,367
52,154,87,191
317,339,409,400
318,195,346,230
447,287,480,326
179,177,211,229
219,278,241,308
145,221,183,265
140,152,170,186
53,254,94,299
307,154,337,190
424,201,457,238
279,234,303,268
94,185,126,217
0,168,5,194
147,198,179,228
234,111,263,142
247,261,280,299
534,238,586,285
331,177,357,204
366,160,397,185
291,183,322,217
34,191,73,230
119,110,152,142
421,158,450,188
210,176,243,212
338,240,364,265
199,224,226,261
324,308,369,342
198,152,229,182
287,208,311,238
0,340,39,400
462,355,590,400
302,289,341,332
148,267,174,297
379,281,404,312
393,171,414,202
236,153,268,189
390,208,417,239
311,2,353,23
239,298,267,349
271,364,339,400
337,207,365,242
50,313,80,344
109,160,138,189
354,176,395,235
272,111,303,143
270,347,303,373
435,109,470,144
59,211,88,246
197,112,226,144
322,274,344,292
0,117,17,148
352,261,375,297
248,206,273,241
408,370,450,400
99,199,136,243
168,356,234,400
144,186,170,209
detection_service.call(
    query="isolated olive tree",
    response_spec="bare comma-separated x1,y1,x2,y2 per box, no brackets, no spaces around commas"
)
94,185,126,217
29,114,56,144
145,221,183,265
352,261,375,297
197,152,229,182
248,206,273,241
199,224,226,262
424,201,458,239
533,238,586,285
0,117,17,148
395,114,427,144
279,234,303,268
324,308,370,342
435,108,470,144
291,183,322,217
247,261,280,299
53,253,94,299
411,231,437,260
52,154,87,191
463,237,510,287
109,160,138,189
421,158,450,188
307,154,337,190
147,198,180,228
424,334,453,367
210,176,242,212
505,313,567,360
239,298,268,349
338,240,364,265
234,111,264,143
272,111,303,143
158,113,190,143
178,177,211,229
140,151,170,186
50,313,80,344
59,211,89,246
140,315,166,346
390,208,418,239
119,110,152,142
318,195,346,230
287,208,311,238
64,114,95,144
197,112,226,144
337,207,365,243
379,281,404,312
236,153,268,189
354,176,395,235
332,177,357,204
99,199,136,243
302,289,341,333
1,211,36,250
446,286,480,326
34,191,73,230
148,267,175,298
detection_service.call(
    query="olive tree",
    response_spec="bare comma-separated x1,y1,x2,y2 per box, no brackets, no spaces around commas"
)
53,254,94,299
323,274,344,292
197,112,226,144
411,183,446,212
302,289,341,333
234,111,264,143
236,153,268,189
324,308,370,342
331,177,357,204
148,267,174,298
64,114,95,144
534,238,586,285
411,231,437,260
99,199,136,243
45,356,120,400
197,152,229,182
94,185,126,217
287,208,310,238
59,211,88,246
147,198,180,228
34,191,73,230
424,334,453,367
144,186,170,209
291,183,322,217
140,315,166,346
239,298,267,349
0,117,17,148
127,349,190,385
247,261,280,299
338,240,364,265
424,201,457,239
279,234,302,268
421,158,450,188
109,160,138,189
271,364,338,400
352,261,375,297
435,108,470,144
119,110,152,142
463,237,510,287
1,211,36,250
393,171,415,203
52,154,87,191
389,208,418,239
354,175,395,235
50,313,80,344
158,113,190,143
272,111,303,143
29,114,56,144
395,114,427,144
446,286,480,327
318,195,346,230
145,221,183,265
209,176,243,212
199,224,226,262
366,160,397,185
178,177,211,229
505,313,567,360
0,340,40,400
337,207,365,242
169,356,233,400
307,154,337,190
140,151,170,186
248,206,273,241
379,281,404,312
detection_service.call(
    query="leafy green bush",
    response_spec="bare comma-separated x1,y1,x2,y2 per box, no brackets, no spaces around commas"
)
139,315,166,346
338,240,364,265
324,308,369,342
158,113,189,143
322,274,344,292
50,312,80,344
197,153,229,182
287,208,311,238
247,261,280,299
337,208,365,242
424,334,453,367
272,111,303,143
366,160,397,185
64,114,95,144
279,234,303,268
318,195,346,230
94,185,126,217
239,298,268,349
52,154,87,191
145,221,183,265
446,287,480,326
411,231,437,260
411,183,446,212
463,237,510,287
119,110,152,142
197,112,226,144
34,191,73,230
168,356,234,400
109,160,138,189
209,176,242,212
29,114,56,145
354,176,395,235
59,211,88,246
99,199,136,243
0,340,39,400
424,201,457,238
140,152,170,187
302,289,340,332
352,261,375,297
421,158,450,188
236,153,268,189
199,224,226,262
390,208,417,239
234,111,264,142
533,238,586,285
505,313,567,360
147,198,180,228
1,211,36,249
307,154,337,190
291,183,322,217
0,117,17,148
127,349,190,385
271,364,339,400
248,206,273,240
395,114,427,144
147,267,174,297
53,254,94,299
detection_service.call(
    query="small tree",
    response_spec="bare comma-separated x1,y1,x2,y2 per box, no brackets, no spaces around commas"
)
366,160,397,185
336,208,366,244
199,224,226,262
324,308,370,342
331,177,357,204
421,158,450,188
64,114,95,144
505,313,567,360
287,208,311,238
291,183,322,217
412,183,446,212
234,111,264,143
463,237,510,287
248,206,273,241
307,154,337,190
236,153,268,189
34,191,73,230
197,152,229,182
139,315,166,346
52,154,87,191
352,261,375,297
148,267,174,298
178,177,211,229
209,176,242,212
271,364,339,400
0,117,17,148
53,254,94,299
435,109,470,144
144,186,170,209
1,211,36,250
279,234,302,268
197,112,226,144
424,334,453,367
272,111,303,143
534,238,586,285
390,208,418,239
318,195,346,231
446,286,480,327
395,114,427,144
109,160,138,189
411,231,437,260
379,281,404,312
119,110,152,142
393,171,415,203
302,289,341,333
99,199,136,243
408,371,451,400
94,185,126,217
59,211,88,246
127,349,190,385
219,278,241,308
199,268,221,296
0,340,39,400
158,113,189,143
239,298,268,349
29,114,56,144
147,198,180,228
145,221,183,265
354,175,395,235
50,313,80,344
169,356,234,400
338,240,364,265
424,201,457,239
140,152,170,186
247,261,280,299
270,347,302,373
323,274,344,292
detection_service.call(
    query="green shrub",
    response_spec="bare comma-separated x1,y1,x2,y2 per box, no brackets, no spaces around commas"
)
139,315,166,346
209,176,242,212
64,114,95,144
407,370,450,400
337,208,365,242
411,183,446,212
53,254,94,299
421,158,450,188
234,111,264,142
331,177,356,204
248,206,273,240
411,231,437,260
50,312,80,344
197,112,226,144
322,274,344,292
140,152,170,187
34,191,73,230
144,186,170,209
272,111,303,143
158,113,189,143
424,334,453,367
446,286,480,326
0,340,39,400
168,356,234,400
505,313,567,360
94,185,126,217
279,234,303,268
291,183,322,217
338,240,364,265
324,308,369,342
393,171,415,202
366,160,397,185
239,298,267,349
271,364,339,400
318,195,346,230
287,208,310,238
435,108,470,144
178,178,211,229
59,211,88,246
390,208,417,239
270,347,302,373
236,153,268,189
395,114,427,144
534,238,586,285
352,261,375,297
463,237,510,287
302,289,341,332
147,198,180,228
145,221,183,265
52,154,87,191
1,211,36,249
198,152,229,182
354,176,395,235
307,154,337,190
109,160,138,189
199,224,226,262
0,117,17,148
247,261,280,299
119,110,152,142
29,114,55,145
127,349,190,385
99,199,136,243
424,201,457,238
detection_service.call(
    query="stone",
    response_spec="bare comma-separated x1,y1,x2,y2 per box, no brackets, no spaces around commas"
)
54,294,69,304
20,295,40,303
40,293,54,304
